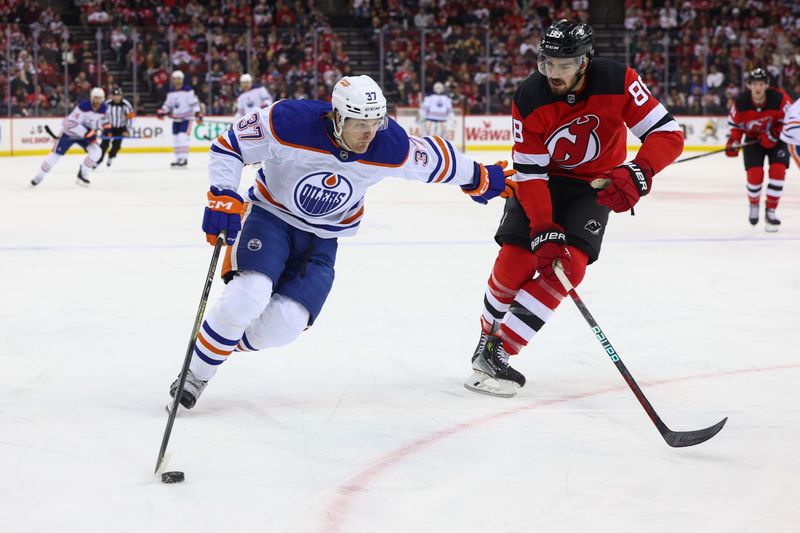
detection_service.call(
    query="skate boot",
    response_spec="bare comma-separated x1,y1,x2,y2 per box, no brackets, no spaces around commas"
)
464,333,525,398
765,208,780,233
31,175,44,187
169,369,208,409
106,156,114,167
76,168,91,187
170,159,187,168
748,204,759,226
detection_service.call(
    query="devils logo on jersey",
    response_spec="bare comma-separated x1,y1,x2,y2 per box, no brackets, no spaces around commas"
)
294,172,353,217
546,114,601,169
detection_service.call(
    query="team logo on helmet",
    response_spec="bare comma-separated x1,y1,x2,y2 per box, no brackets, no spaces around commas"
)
546,114,601,169
294,172,353,217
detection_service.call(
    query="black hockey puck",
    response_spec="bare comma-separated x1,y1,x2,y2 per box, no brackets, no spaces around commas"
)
161,471,185,483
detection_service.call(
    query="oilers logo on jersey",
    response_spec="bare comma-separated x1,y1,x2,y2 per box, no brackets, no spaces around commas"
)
294,172,354,217
546,114,601,169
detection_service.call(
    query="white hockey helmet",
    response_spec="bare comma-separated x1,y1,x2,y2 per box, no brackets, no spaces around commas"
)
331,75,388,145
433,82,445,94
90,87,105,99
172,70,184,80
240,73,253,84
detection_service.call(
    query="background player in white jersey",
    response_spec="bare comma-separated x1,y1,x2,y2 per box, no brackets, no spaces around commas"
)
779,97,800,191
31,87,108,187
235,73,273,119
420,82,454,138
156,70,202,167
168,75,517,409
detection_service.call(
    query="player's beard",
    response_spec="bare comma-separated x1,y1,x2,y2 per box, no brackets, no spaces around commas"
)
548,75,579,95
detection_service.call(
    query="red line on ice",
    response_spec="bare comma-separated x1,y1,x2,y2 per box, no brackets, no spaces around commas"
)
319,363,800,532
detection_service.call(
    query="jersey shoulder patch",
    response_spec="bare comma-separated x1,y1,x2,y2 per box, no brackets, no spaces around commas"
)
586,58,628,95
269,99,337,153
513,73,552,119
734,93,753,112
358,119,409,167
765,88,787,110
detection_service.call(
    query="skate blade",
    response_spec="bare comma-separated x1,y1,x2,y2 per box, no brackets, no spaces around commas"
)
765,224,779,233
464,371,520,398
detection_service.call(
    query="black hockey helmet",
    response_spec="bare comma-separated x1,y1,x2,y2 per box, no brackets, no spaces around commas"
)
747,67,768,84
540,19,594,60
111,87,122,96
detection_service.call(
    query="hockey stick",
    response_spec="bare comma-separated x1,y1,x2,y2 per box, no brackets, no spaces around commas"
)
154,232,226,476
44,125,59,139
553,262,727,447
44,125,147,142
672,140,759,164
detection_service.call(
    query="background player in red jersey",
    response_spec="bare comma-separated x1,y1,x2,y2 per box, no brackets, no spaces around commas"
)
725,67,792,231
464,19,685,398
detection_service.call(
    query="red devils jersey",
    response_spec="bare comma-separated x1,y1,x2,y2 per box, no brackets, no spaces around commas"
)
727,87,792,141
511,58,683,225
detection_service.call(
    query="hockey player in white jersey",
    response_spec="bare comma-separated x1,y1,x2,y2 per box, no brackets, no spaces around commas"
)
156,70,202,167
169,75,517,408
235,73,273,119
420,82,454,137
31,87,108,187
780,97,800,182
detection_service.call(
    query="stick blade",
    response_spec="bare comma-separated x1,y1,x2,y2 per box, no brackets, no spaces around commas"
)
662,417,727,447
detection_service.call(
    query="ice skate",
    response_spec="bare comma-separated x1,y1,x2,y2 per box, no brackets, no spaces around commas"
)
30,175,44,187
765,208,780,233
106,157,113,167
169,369,208,409
748,204,759,226
464,333,525,398
76,168,91,187
170,159,187,168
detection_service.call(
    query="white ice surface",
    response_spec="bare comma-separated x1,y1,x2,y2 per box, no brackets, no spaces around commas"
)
1,150,798,533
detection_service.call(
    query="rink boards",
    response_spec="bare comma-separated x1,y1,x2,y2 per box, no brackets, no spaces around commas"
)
0,114,730,156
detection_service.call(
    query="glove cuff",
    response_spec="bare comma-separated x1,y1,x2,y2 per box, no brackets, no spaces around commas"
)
530,223,566,253
621,161,652,197
460,162,485,195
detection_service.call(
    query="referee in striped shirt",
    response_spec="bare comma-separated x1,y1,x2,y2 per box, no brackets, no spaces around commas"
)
98,87,135,167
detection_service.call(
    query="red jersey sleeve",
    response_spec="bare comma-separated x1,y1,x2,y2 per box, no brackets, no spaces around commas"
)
727,102,744,143
620,67,684,176
511,101,553,228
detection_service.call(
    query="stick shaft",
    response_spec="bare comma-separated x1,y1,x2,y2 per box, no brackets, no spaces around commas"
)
154,234,225,474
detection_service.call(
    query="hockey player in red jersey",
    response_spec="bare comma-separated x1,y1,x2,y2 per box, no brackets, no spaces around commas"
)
465,19,684,398
725,67,792,231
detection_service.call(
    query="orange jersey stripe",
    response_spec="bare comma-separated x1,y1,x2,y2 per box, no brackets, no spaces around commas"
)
341,206,364,224
217,135,236,153
432,136,451,183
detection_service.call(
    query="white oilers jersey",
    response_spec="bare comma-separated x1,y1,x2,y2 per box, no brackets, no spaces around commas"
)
236,86,273,119
209,99,479,239
159,85,200,120
780,99,800,146
62,100,108,138
422,94,454,122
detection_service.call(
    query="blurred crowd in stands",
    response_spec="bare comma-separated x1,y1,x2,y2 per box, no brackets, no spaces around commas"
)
1,0,799,118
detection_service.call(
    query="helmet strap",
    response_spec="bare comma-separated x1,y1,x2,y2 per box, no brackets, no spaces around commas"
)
331,110,355,152
567,55,591,92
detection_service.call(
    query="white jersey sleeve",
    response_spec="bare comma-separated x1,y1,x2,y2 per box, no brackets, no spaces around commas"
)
389,133,477,187
208,107,272,192
780,99,800,146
